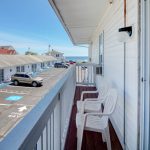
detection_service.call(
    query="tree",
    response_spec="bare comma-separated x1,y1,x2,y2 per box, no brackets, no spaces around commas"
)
25,51,38,55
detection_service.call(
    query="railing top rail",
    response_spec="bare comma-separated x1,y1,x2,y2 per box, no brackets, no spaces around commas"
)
0,66,75,150
76,62,98,66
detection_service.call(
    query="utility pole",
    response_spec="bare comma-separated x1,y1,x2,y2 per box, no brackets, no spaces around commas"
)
48,44,51,51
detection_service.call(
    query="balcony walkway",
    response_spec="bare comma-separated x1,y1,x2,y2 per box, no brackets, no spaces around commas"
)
65,86,123,150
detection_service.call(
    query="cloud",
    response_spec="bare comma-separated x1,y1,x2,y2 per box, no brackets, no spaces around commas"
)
0,31,88,56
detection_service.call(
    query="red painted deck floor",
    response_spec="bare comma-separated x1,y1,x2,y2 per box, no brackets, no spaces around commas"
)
65,86,123,150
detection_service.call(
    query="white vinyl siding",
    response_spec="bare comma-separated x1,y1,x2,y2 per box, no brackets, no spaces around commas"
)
90,0,138,149
4,67,16,81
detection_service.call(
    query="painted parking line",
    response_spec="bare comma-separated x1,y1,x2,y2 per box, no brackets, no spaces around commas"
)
0,104,11,106
0,103,33,107
0,90,29,95
8,105,33,118
9,85,34,89
16,104,34,107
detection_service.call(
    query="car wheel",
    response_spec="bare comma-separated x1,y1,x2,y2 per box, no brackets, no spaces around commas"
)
14,80,19,86
32,81,38,87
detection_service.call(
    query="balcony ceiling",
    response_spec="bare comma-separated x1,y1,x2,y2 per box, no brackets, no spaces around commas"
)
49,0,108,45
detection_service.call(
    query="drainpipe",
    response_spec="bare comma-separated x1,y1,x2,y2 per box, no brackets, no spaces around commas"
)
123,0,127,149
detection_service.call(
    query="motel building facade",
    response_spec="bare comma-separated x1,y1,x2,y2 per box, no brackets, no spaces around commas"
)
0,0,150,150
0,55,57,83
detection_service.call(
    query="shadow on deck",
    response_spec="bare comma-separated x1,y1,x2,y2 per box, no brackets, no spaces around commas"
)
65,86,123,150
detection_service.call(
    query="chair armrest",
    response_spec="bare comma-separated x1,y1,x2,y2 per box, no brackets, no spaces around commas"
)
84,98,104,102
80,90,98,101
80,99,103,113
85,112,110,117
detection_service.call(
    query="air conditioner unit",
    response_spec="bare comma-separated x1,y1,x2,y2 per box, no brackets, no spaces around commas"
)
96,66,103,75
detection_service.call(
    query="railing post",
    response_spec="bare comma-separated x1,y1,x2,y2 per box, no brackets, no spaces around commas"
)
93,64,96,85
75,63,96,85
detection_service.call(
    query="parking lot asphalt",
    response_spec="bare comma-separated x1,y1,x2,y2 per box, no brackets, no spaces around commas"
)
0,67,68,139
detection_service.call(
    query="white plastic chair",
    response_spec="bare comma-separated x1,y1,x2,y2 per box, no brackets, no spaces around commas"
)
77,82,109,113
76,89,118,150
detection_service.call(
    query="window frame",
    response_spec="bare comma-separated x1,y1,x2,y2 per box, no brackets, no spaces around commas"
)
99,31,104,76
21,66,25,72
0,69,4,83
16,66,21,72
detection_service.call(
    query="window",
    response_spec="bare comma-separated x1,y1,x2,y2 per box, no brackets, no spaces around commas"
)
16,66,20,72
41,63,44,68
14,74,24,77
99,32,104,75
0,69,4,83
21,66,25,72
32,64,37,72
56,54,59,57
24,75,29,78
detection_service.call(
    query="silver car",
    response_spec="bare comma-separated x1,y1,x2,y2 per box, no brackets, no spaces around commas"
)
11,72,43,87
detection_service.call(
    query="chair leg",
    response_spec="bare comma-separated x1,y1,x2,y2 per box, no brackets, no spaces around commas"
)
77,127,83,150
76,114,86,150
105,126,111,150
102,131,106,142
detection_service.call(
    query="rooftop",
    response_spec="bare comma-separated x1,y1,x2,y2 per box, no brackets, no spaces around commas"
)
0,46,17,55
0,46,15,50
0,55,57,69
49,49,64,54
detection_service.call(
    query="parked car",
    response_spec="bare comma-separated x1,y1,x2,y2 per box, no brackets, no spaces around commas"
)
62,62,70,67
54,63,68,68
81,66,87,70
69,60,76,64
11,72,43,87
65,63,70,67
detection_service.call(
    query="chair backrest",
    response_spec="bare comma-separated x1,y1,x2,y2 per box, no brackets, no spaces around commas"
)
103,89,118,115
97,80,109,100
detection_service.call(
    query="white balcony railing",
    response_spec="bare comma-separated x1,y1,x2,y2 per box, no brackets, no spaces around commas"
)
0,66,76,150
76,63,96,85
0,63,97,150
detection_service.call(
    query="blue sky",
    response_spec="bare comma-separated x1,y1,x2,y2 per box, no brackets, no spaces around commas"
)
0,0,88,56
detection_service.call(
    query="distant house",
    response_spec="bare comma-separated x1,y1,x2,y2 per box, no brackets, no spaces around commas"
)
0,55,57,83
0,46,17,55
46,49,64,61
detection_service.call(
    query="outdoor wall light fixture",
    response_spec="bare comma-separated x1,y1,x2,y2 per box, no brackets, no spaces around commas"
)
117,26,133,42
119,26,132,36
